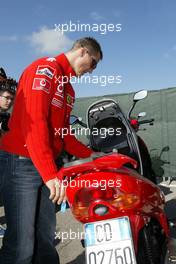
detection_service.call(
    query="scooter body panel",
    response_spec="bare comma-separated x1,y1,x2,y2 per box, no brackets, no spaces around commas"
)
65,154,169,255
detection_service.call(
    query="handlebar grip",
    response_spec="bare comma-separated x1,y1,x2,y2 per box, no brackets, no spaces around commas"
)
78,120,87,128
138,118,154,125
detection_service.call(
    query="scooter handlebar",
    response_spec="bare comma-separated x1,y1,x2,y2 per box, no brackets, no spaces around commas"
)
138,118,154,125
78,120,87,128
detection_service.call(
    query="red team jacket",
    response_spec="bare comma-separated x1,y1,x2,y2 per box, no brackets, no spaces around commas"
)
0,54,92,182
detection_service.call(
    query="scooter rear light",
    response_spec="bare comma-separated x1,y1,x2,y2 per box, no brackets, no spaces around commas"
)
71,186,140,222
72,187,115,219
111,193,139,210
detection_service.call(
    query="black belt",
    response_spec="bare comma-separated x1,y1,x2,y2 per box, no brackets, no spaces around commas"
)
18,155,30,160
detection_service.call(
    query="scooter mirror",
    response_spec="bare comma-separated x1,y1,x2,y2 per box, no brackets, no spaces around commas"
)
70,115,80,125
162,146,170,152
138,112,146,118
133,90,148,102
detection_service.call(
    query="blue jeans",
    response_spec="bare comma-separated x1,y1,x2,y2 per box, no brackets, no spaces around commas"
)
0,150,60,264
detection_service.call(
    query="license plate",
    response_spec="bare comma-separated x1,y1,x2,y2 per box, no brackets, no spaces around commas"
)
84,217,137,264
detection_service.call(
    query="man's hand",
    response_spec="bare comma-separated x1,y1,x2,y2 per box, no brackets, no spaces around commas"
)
45,178,67,205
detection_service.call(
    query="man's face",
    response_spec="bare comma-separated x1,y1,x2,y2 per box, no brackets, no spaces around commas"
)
0,91,14,111
74,48,101,77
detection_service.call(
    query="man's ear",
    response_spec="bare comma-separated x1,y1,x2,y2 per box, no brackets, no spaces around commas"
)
80,47,86,57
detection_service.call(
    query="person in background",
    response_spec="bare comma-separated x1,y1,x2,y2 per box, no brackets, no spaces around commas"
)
0,71,17,137
0,82,16,113
0,68,17,238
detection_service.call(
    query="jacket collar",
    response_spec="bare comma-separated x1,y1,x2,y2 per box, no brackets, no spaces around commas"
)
55,53,76,79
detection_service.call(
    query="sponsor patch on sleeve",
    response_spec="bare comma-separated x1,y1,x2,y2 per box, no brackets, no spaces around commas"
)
32,78,51,94
46,57,56,62
51,97,63,108
36,65,55,79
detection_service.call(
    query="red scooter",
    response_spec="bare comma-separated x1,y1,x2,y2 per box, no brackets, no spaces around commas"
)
59,90,169,264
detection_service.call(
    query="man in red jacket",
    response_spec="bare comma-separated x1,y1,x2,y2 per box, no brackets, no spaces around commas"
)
0,37,103,264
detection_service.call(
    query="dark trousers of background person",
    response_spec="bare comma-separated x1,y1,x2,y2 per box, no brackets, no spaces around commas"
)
0,150,60,264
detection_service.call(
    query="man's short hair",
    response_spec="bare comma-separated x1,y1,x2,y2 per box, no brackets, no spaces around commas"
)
72,37,103,60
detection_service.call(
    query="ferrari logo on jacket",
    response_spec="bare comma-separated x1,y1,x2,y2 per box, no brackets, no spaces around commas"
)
66,94,71,104
66,94,74,107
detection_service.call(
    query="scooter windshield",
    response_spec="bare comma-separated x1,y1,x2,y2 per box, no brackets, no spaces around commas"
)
87,99,141,165
90,116,129,153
